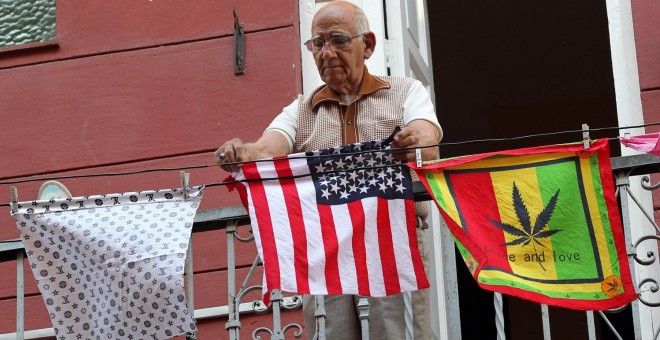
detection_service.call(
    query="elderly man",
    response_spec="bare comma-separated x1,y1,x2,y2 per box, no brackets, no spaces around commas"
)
216,1,442,339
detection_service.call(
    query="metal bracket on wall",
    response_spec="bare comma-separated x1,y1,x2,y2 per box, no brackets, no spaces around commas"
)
233,6,245,74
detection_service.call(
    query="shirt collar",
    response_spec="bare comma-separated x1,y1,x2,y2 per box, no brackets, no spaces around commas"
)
311,67,391,109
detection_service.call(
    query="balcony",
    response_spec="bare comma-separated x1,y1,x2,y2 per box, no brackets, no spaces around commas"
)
1,153,660,339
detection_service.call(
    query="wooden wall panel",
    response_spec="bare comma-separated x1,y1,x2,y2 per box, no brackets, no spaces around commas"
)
632,0,660,90
0,258,40,299
190,227,260,273
0,0,296,68
0,295,52,334
0,0,304,336
0,27,300,180
643,90,660,129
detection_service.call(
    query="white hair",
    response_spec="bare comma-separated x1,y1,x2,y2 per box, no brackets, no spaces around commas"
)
354,6,370,35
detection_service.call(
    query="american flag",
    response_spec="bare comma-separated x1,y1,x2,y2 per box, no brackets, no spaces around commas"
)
230,136,429,303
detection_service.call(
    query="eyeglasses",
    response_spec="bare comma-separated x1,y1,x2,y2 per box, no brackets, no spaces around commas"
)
303,34,364,53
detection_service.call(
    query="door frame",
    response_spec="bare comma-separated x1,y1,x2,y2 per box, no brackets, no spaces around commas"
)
298,0,650,338
605,0,656,338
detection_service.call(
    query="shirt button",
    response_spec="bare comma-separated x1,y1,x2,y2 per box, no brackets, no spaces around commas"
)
347,120,352,125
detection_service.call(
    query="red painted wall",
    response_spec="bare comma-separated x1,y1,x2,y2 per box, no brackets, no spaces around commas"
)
632,0,660,220
0,0,305,338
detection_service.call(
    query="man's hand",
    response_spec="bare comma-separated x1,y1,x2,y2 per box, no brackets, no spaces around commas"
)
391,120,442,162
215,138,252,173
214,131,291,173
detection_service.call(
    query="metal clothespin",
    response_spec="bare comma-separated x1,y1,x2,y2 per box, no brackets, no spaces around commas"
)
180,171,190,201
582,123,590,150
10,186,18,214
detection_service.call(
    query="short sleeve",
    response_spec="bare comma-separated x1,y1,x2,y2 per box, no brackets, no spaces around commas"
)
403,80,443,138
265,98,300,153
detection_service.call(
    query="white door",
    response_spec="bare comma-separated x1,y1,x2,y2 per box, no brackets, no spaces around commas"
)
385,0,433,96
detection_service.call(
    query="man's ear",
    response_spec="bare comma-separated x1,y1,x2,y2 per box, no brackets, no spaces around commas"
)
363,32,376,59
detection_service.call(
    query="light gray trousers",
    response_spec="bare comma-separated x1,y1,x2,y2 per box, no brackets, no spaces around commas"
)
303,228,431,340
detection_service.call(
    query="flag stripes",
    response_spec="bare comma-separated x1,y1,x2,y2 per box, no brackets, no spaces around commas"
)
378,198,401,295
231,139,429,302
274,157,310,294
348,200,370,296
242,162,282,297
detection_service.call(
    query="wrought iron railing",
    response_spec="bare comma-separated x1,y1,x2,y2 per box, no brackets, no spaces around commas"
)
1,154,660,339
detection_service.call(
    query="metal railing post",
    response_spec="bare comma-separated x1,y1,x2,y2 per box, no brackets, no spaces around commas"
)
185,235,197,339
16,250,24,340
494,292,505,340
357,296,370,340
225,221,241,340
314,295,327,340
270,290,285,340
617,176,643,339
541,304,551,340
586,311,596,340
404,291,413,340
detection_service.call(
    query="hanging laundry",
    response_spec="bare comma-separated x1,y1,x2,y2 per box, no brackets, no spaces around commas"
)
11,186,204,339
618,132,660,156
410,140,636,310
228,137,429,305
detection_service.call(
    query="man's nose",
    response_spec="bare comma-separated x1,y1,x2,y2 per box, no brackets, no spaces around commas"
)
320,43,337,57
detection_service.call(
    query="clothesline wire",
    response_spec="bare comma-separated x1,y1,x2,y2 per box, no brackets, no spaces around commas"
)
208,163,408,188
0,163,409,208
0,121,657,200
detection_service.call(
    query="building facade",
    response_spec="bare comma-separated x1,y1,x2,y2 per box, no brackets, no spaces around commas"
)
0,0,659,338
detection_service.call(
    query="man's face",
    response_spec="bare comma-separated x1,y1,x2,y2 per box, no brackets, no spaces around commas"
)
310,6,371,94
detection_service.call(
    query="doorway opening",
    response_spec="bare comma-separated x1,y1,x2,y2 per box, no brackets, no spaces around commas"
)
426,1,630,339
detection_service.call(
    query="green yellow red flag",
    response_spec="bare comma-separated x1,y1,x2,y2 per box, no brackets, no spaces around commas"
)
410,139,637,310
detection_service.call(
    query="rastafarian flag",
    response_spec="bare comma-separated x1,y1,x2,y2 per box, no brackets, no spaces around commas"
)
410,140,637,310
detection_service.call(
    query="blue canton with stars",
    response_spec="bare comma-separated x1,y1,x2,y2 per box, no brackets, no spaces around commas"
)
306,138,413,205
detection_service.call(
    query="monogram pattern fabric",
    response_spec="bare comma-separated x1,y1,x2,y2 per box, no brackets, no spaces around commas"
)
11,186,204,340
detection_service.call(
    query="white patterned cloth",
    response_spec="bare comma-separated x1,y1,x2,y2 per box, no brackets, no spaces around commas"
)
11,186,204,340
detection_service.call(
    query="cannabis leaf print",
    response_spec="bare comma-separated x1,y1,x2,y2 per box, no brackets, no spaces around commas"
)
489,182,562,271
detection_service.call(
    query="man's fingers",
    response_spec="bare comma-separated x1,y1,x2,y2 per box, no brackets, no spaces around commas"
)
393,127,419,146
391,127,420,162
215,139,246,172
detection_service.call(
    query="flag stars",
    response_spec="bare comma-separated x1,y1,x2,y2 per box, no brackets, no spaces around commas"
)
379,182,388,192
314,163,326,173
